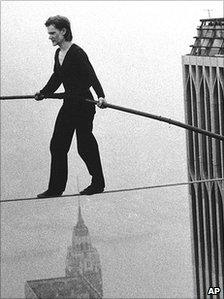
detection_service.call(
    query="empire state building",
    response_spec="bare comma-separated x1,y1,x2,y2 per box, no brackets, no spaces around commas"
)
65,204,103,297
25,205,103,298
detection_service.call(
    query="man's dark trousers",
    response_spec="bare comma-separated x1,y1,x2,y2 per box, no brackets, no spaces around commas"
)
48,104,105,193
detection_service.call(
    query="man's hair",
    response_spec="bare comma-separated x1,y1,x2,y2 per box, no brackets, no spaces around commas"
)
45,15,73,41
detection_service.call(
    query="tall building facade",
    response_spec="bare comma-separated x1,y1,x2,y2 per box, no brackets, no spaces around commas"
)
182,18,224,298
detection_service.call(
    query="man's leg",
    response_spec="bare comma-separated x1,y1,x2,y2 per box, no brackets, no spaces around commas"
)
76,116,105,194
37,107,75,197
48,108,75,192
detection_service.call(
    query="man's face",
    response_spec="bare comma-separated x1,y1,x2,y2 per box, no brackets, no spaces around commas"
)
47,25,66,46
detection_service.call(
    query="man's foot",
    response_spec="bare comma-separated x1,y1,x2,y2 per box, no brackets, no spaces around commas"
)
79,184,104,195
37,190,63,198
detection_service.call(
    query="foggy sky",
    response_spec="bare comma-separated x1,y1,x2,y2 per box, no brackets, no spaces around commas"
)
2,1,222,199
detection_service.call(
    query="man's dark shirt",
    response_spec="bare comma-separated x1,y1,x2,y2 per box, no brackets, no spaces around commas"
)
40,43,105,116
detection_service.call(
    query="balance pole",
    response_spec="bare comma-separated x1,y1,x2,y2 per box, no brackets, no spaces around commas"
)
0,93,223,141
85,99,224,142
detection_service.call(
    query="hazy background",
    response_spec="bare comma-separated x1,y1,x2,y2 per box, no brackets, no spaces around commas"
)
1,1,223,199
1,1,223,298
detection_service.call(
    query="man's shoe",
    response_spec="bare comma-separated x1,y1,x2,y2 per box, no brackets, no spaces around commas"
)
79,185,104,195
37,190,63,198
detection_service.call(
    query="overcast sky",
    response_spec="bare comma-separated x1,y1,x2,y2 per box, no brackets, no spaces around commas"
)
1,1,223,198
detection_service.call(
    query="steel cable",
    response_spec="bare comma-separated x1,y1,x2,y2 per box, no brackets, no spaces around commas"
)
1,178,223,203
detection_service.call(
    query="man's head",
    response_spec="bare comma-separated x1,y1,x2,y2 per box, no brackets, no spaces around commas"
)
45,15,73,46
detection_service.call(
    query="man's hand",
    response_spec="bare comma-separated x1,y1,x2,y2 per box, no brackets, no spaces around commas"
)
97,97,107,109
34,92,45,101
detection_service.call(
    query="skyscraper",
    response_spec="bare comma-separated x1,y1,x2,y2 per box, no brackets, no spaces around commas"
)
25,204,103,298
182,18,224,298
65,204,103,297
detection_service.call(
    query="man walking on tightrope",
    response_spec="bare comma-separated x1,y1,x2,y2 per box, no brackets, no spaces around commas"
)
35,15,106,197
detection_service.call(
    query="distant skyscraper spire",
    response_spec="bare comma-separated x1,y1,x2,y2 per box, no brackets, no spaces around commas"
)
77,201,85,227
65,205,103,296
25,203,103,298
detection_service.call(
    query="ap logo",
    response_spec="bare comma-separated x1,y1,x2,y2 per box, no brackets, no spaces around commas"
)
207,287,221,295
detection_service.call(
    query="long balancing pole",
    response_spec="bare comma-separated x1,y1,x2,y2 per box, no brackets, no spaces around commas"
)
0,93,223,141
85,99,224,142
0,93,64,100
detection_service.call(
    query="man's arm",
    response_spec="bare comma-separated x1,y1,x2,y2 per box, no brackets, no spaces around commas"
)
35,72,62,101
76,49,105,99
39,72,62,97
35,50,62,100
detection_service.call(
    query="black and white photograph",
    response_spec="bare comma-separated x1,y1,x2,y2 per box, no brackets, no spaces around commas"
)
1,1,223,298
